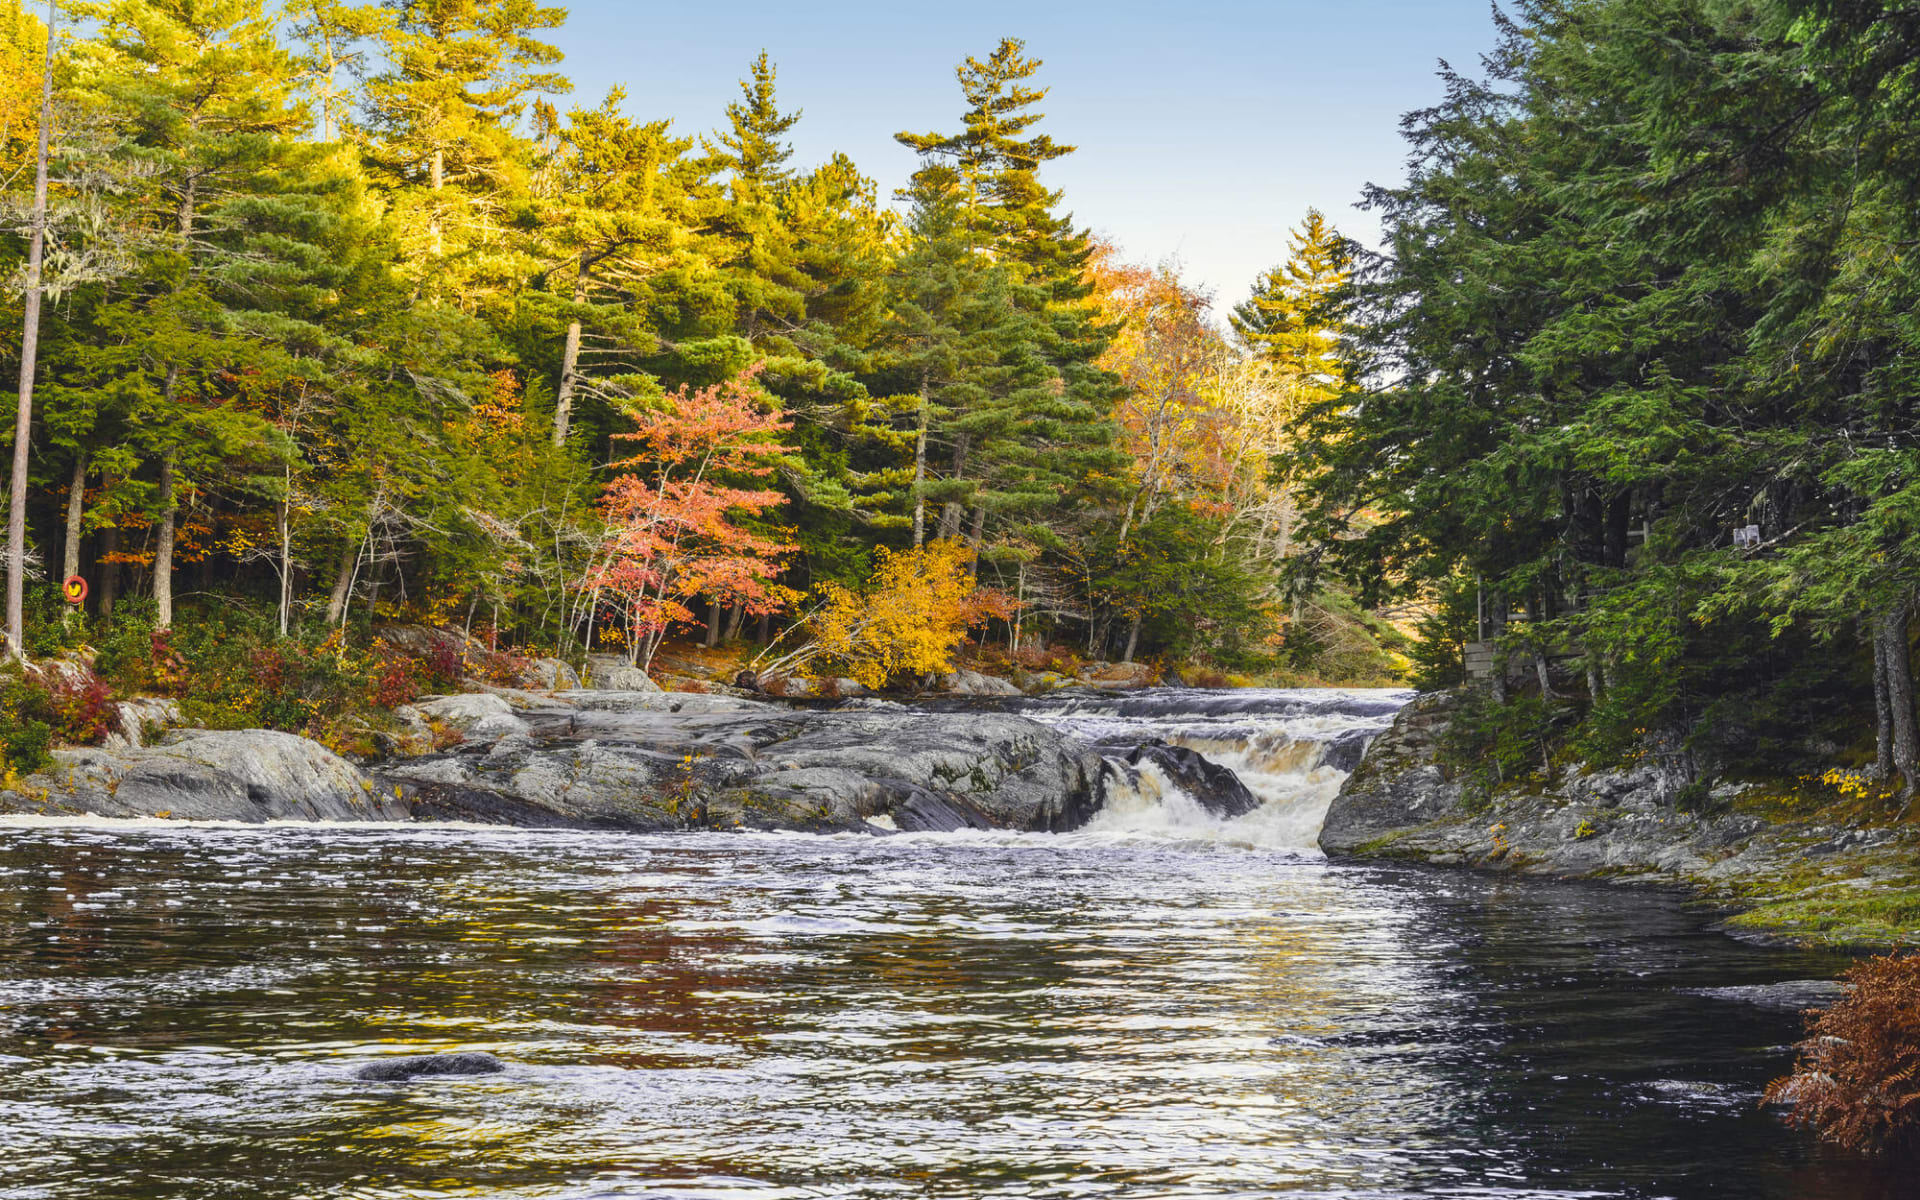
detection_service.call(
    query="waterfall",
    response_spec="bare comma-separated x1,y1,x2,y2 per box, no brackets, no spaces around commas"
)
1007,687,1415,854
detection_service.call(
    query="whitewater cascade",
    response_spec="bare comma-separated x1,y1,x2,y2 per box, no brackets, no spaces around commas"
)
1004,688,1414,853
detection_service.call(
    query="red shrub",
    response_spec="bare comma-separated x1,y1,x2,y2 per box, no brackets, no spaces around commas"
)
1765,953,1920,1154
46,676,117,745
372,657,421,708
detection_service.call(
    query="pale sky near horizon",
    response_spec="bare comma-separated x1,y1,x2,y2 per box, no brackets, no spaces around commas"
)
551,1,1504,314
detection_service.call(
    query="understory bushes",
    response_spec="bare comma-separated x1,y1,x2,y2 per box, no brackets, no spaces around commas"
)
1,599,540,764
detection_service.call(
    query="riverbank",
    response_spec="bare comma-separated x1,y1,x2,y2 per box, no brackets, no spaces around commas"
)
1320,692,1920,949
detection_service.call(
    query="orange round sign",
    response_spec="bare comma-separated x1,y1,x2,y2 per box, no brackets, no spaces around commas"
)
62,575,87,605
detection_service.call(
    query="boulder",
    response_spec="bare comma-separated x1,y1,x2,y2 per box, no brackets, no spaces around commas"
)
1125,741,1260,818
584,654,663,693
8,729,404,822
1080,661,1157,689
938,669,1023,697
523,658,581,691
104,697,187,751
414,693,529,742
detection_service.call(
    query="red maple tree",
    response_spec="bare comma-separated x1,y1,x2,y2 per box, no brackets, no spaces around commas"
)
581,368,799,668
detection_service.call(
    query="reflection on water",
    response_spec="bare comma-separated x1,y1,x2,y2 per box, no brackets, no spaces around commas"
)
0,824,1897,1199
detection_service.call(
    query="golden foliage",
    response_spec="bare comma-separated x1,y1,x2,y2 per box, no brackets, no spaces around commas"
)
807,540,1014,688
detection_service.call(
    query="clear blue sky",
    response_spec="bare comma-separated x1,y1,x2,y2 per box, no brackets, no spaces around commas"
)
550,1,1503,313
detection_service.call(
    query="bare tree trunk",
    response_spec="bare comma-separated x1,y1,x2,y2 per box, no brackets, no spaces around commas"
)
1122,612,1142,664
1872,619,1895,783
911,374,929,548
553,257,587,446
725,602,746,642
154,453,178,628
757,611,770,644
1876,602,1919,802
275,495,292,638
6,0,54,660
325,538,356,626
704,597,721,648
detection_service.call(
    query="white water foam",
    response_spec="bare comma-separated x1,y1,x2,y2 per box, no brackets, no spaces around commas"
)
1019,687,1415,856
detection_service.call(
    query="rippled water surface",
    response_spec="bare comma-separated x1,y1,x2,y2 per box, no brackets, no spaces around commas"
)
0,822,1897,1199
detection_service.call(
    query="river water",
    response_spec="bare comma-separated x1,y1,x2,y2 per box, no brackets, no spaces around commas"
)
0,689,1899,1199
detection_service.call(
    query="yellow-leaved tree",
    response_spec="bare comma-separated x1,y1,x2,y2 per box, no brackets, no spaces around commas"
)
800,540,1013,688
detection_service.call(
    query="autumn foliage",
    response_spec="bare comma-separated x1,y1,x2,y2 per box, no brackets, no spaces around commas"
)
804,540,1015,688
1765,953,1920,1155
582,370,800,667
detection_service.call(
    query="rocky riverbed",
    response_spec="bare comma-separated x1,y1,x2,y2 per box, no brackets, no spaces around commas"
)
1319,691,1920,948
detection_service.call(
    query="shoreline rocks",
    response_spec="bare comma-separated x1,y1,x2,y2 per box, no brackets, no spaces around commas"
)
1319,690,1920,947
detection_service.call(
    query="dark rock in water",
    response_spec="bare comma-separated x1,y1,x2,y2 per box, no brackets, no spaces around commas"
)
1682,981,1848,1011
1126,741,1260,819
889,784,998,832
354,1052,505,1082
1321,729,1375,773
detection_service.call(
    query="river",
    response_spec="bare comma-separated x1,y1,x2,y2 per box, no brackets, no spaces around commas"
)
0,688,1899,1198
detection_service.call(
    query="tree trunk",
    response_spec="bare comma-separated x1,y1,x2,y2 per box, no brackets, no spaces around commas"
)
911,373,929,548
1872,618,1895,783
553,257,587,446
6,2,54,659
276,494,292,638
939,436,969,540
1876,602,1919,801
154,453,178,629
968,503,986,553
61,451,86,585
1604,489,1632,570
1122,612,1142,664
725,602,746,641
704,597,721,648
97,526,119,616
325,538,356,627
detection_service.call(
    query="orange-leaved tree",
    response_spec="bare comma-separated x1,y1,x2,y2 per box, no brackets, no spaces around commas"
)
580,368,799,669
794,539,1015,689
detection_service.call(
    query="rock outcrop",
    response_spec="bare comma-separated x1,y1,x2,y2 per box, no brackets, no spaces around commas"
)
5,729,405,822
383,694,1107,834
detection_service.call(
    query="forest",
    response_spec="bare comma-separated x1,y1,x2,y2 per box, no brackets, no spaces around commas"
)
7,0,1920,808
1299,0,1920,803
0,0,1393,760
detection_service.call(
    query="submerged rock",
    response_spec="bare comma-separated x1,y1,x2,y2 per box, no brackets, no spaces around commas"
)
1682,980,1848,1011
354,1052,505,1082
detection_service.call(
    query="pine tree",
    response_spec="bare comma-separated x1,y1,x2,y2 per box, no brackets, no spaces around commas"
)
1232,209,1353,388
706,50,800,196
361,0,568,305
